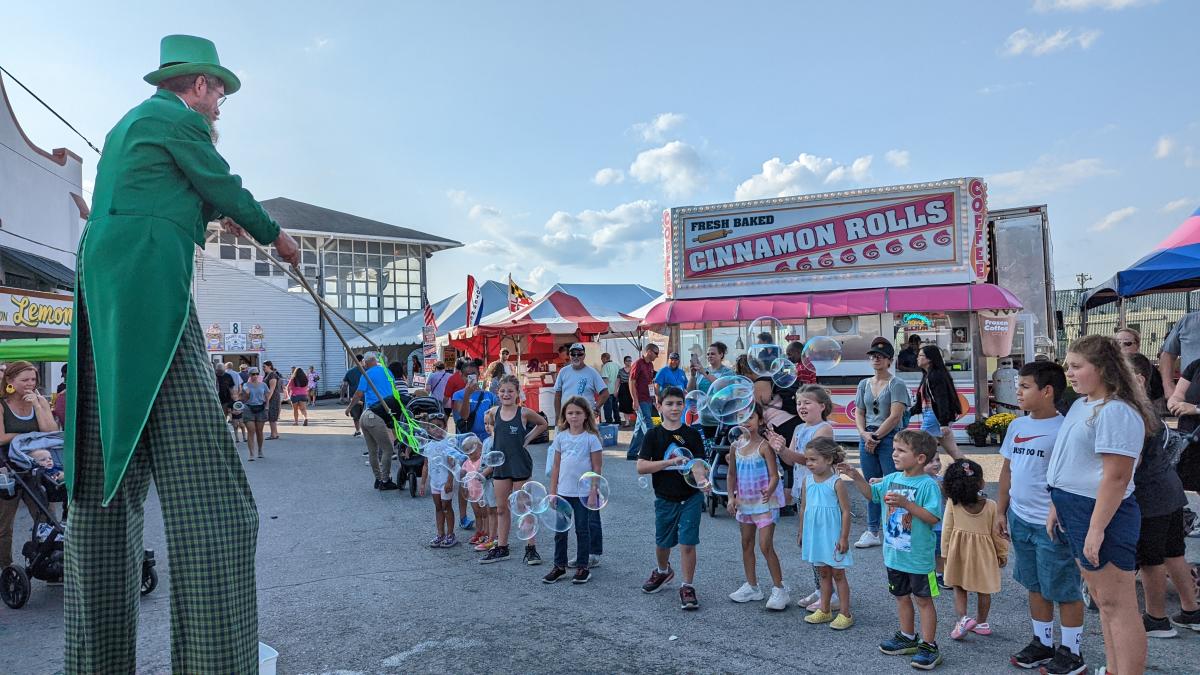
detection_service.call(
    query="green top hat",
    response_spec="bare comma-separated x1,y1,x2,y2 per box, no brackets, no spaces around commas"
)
143,35,241,95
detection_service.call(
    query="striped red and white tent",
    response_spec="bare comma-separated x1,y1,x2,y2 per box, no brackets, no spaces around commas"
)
447,290,641,358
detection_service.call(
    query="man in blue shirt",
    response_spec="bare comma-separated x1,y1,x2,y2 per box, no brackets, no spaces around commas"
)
452,359,498,440
347,354,401,490
653,352,688,405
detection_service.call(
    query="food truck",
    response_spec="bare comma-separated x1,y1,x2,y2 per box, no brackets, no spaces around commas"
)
642,178,1056,442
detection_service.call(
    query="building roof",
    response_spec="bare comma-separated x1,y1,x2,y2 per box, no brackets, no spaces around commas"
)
0,244,75,290
260,197,462,251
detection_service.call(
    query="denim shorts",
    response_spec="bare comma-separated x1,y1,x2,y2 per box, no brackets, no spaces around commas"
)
920,409,943,438
654,492,703,549
1009,509,1083,602
1049,487,1141,572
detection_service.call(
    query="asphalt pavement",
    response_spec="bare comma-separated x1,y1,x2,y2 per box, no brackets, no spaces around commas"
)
2,406,1199,674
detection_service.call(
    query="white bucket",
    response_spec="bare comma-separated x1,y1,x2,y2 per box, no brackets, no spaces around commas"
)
258,642,278,675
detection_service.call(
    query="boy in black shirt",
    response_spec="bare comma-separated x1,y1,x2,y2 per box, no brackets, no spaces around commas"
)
637,386,710,610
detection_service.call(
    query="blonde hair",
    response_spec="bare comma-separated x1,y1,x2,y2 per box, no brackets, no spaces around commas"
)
558,396,600,436
4,361,37,394
798,384,834,420
1068,335,1156,434
496,374,521,393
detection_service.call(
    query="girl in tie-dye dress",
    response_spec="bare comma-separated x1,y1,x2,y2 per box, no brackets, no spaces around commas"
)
726,404,790,609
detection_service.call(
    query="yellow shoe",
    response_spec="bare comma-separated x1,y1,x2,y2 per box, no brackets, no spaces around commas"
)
830,613,855,630
805,609,835,624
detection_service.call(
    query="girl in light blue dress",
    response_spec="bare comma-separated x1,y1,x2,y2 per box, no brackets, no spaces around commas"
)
797,436,855,630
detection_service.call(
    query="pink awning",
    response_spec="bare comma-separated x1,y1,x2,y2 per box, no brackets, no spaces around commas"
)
640,283,1022,327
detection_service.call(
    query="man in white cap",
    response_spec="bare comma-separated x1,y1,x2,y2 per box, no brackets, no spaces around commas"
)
553,343,609,420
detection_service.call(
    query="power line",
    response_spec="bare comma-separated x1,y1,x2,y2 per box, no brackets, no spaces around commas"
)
0,138,87,193
0,229,77,256
0,64,101,155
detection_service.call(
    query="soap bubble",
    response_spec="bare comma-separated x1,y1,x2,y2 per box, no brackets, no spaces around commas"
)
684,389,708,412
748,316,787,347
683,459,712,490
521,481,550,513
637,474,652,489
463,471,486,503
802,336,843,370
438,449,470,482
725,426,745,445
515,512,539,541
482,451,506,468
747,343,784,377
538,495,575,533
509,490,535,517
770,358,798,388
706,375,756,426
665,444,693,472
453,433,481,452
579,472,610,510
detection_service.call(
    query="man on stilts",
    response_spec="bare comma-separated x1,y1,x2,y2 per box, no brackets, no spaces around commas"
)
63,35,299,673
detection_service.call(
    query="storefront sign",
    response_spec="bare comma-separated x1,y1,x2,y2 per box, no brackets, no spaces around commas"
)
978,310,1016,357
422,325,438,376
664,178,987,299
0,288,73,335
205,321,266,352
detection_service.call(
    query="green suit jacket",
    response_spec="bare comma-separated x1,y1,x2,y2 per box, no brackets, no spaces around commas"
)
65,88,280,506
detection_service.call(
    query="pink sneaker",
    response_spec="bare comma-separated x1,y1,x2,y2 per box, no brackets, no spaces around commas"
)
970,622,992,636
950,615,977,640
474,537,494,552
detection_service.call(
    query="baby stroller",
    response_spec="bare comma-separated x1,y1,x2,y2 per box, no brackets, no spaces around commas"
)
394,396,443,498
1,432,157,609
701,426,731,518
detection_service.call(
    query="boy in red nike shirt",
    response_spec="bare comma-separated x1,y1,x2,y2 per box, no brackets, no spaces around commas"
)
996,361,1086,674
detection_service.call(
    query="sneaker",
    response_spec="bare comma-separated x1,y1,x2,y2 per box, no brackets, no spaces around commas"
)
779,504,797,517
473,538,495,552
480,545,509,564
379,480,399,491
805,609,835,624
1037,645,1086,675
830,613,855,630
1143,613,1178,638
879,631,920,656
588,554,601,568
729,582,765,603
807,592,840,612
467,532,485,546
796,589,821,608
572,567,592,584
642,566,675,593
1010,637,1055,669
765,586,790,611
936,574,950,590
910,641,942,670
442,534,459,548
373,479,383,490
428,536,445,548
460,515,475,530
542,566,567,584
523,546,542,565
970,622,992,636
679,584,699,610
854,530,882,548
354,431,362,437
362,449,368,455
1171,608,1200,631
950,615,977,640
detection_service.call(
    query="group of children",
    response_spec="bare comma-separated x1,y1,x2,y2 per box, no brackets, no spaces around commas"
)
409,336,1200,673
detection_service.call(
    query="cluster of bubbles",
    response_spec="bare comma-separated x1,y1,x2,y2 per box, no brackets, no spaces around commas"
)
502,473,612,542
636,443,712,491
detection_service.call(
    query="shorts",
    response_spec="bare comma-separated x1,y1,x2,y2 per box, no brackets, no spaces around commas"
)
1049,487,1140,572
920,409,943,438
268,397,281,422
431,481,455,502
290,395,307,404
1137,508,1188,567
482,478,497,508
654,492,703,549
350,401,364,422
887,566,940,598
244,406,268,423
1009,509,1083,602
736,508,779,529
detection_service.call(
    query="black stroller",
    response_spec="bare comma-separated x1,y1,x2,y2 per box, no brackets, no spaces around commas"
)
391,396,444,498
1,432,157,609
701,426,732,518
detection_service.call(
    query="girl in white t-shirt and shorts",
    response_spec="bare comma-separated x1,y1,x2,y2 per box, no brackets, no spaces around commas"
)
1045,335,1155,675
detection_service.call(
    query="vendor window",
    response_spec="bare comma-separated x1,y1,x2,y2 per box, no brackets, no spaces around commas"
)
892,312,972,371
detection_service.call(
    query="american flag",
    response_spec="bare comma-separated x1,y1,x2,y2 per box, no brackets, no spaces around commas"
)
422,293,437,330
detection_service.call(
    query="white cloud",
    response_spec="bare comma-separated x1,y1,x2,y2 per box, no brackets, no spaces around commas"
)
733,152,874,201
632,112,685,143
464,239,511,256
628,141,705,198
468,204,501,219
525,265,558,291
977,81,1033,95
1033,0,1156,11
592,168,625,186
1163,198,1193,213
446,189,469,206
304,37,331,53
1090,206,1137,232
1154,135,1176,159
1003,28,1101,56
884,149,910,169
987,157,1113,204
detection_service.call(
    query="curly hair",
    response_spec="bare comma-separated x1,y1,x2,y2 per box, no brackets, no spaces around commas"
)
943,459,984,507
1068,335,1156,434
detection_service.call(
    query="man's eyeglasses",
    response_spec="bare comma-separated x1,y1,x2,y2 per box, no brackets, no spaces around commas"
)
569,351,584,356
1118,340,1136,347
217,95,227,107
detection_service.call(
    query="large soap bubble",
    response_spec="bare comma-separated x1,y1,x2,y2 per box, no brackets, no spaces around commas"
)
521,481,550,514
664,444,693,472
771,358,798,388
747,344,784,377
538,495,575,533
515,512,539,541
684,389,708,412
509,490,535,517
705,375,756,426
463,471,486,503
802,336,843,370
482,450,506,468
748,316,787,347
579,472,610,510
684,459,712,490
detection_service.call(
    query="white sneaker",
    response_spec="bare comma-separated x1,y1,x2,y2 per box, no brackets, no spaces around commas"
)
729,582,764,603
589,554,601,568
765,586,790,611
806,592,840,612
796,590,821,608
854,530,881,548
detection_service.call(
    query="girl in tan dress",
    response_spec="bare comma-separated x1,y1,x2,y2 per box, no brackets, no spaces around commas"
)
942,458,1009,641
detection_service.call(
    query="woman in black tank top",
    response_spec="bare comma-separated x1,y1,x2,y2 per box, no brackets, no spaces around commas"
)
0,361,60,569
482,376,548,565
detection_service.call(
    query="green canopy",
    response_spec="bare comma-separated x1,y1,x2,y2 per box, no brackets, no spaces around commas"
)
0,338,70,362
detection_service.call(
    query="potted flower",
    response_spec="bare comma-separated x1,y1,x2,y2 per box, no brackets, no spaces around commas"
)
965,418,990,446
985,412,1017,444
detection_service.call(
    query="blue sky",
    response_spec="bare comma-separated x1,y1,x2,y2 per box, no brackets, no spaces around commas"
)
5,0,1198,301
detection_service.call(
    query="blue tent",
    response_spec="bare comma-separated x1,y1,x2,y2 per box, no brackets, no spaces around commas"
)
1082,206,1200,310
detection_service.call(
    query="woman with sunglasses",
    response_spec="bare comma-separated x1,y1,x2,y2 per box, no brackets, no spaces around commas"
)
852,338,912,548
1116,328,1167,416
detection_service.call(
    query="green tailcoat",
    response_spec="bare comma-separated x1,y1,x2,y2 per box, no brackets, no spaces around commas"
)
65,89,279,506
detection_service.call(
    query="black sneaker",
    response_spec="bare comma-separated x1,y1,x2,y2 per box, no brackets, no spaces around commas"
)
1143,613,1178,638
642,566,675,593
879,631,921,656
1011,637,1056,669
480,545,509,564
779,504,797,517
572,567,591,584
910,641,942,670
1038,646,1085,675
679,584,699,610
523,546,543,566
379,480,399,491
542,566,567,584
373,479,383,490
1171,608,1200,632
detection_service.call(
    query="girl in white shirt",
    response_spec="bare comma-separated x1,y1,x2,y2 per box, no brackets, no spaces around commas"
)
1046,335,1156,675
544,397,604,584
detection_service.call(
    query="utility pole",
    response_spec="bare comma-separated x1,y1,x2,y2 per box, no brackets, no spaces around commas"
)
1076,272,1093,335
1075,272,1092,293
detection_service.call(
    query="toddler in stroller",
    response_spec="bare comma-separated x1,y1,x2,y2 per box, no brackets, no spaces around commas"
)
391,395,445,498
1,431,158,609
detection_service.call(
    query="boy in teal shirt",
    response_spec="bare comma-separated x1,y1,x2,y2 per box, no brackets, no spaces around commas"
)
842,429,944,670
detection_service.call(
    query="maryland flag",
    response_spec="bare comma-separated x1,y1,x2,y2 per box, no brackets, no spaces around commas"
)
508,274,534,312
